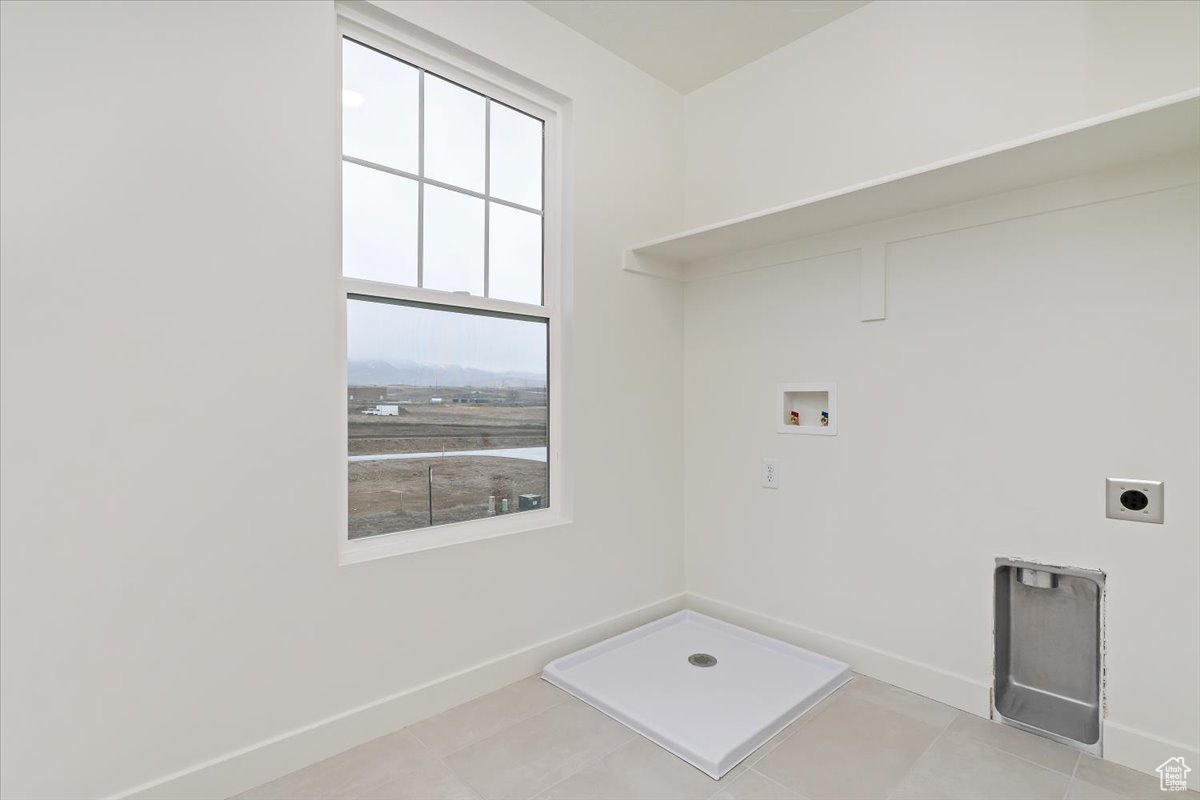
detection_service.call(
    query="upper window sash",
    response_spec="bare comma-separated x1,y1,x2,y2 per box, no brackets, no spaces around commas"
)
338,22,554,310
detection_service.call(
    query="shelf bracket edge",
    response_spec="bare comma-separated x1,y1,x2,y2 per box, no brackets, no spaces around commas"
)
624,249,685,282
860,243,887,322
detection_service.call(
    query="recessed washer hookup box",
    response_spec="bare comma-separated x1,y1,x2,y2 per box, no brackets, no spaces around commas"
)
542,610,851,778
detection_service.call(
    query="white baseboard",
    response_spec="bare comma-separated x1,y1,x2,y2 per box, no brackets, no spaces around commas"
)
114,593,686,800
1105,721,1200,792
114,590,1196,798
686,592,1200,791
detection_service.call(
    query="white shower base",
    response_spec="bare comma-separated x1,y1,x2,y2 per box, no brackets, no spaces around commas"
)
542,610,851,778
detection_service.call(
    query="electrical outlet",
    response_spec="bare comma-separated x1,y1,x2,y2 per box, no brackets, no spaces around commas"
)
762,460,779,489
1105,478,1163,523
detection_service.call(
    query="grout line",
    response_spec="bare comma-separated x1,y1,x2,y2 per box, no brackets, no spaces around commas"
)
414,681,569,760
437,752,482,799
852,681,1082,785
925,714,1084,789
405,719,436,752
843,672,963,723
714,768,812,800
433,737,490,798
259,729,439,800
754,769,812,800
430,747,486,800
843,680,957,734
704,683,853,799
526,732,638,800
883,716,953,800
431,693,632,800
968,734,1080,780
704,769,731,799
1061,750,1083,800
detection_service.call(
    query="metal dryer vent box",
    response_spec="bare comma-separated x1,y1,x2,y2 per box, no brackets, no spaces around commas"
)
993,559,1105,756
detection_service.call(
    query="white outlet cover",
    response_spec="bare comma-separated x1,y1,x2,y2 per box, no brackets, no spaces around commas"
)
1105,478,1163,523
762,460,779,489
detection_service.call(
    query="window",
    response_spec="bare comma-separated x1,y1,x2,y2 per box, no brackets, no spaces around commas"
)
338,17,565,559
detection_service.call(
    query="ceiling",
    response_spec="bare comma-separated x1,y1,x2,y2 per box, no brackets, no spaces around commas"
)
526,0,868,93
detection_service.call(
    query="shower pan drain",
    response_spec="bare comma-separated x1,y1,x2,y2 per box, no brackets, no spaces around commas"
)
688,653,718,667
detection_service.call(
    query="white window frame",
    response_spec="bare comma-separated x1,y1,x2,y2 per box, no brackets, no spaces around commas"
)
336,6,572,565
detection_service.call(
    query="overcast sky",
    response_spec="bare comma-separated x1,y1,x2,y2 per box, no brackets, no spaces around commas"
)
347,298,547,376
342,38,546,376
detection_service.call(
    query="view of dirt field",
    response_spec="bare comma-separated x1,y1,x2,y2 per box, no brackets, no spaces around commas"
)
349,404,549,456
349,456,548,538
348,391,548,538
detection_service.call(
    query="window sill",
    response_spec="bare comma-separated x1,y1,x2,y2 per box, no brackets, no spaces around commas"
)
339,508,571,565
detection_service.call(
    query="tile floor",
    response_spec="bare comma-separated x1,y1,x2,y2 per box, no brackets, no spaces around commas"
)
236,674,1195,800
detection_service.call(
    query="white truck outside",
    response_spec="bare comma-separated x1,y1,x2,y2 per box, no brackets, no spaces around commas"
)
362,404,400,416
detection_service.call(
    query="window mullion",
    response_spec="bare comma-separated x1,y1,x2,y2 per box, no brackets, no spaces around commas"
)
417,69,425,289
342,155,420,183
343,152,542,216
484,99,491,299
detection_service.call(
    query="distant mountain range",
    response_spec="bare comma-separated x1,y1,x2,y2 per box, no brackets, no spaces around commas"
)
348,359,546,388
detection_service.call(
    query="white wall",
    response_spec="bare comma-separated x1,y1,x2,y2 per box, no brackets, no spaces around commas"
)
0,2,684,797
681,0,1200,784
683,0,1200,227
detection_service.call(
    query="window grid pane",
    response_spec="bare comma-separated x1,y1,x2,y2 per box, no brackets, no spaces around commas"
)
423,185,485,296
342,38,544,305
342,39,419,174
342,161,418,285
423,73,486,194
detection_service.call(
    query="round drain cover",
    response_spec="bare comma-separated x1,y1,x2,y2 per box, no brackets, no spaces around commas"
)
688,653,718,668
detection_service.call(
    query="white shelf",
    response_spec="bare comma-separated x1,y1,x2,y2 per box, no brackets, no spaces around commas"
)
627,91,1200,279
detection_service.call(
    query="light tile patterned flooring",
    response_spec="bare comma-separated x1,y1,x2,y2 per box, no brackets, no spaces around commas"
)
237,674,1195,800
